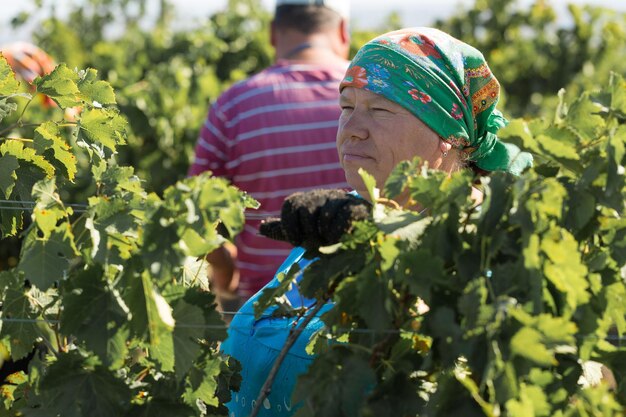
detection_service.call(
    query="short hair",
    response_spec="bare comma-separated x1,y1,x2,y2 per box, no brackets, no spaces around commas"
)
273,5,342,34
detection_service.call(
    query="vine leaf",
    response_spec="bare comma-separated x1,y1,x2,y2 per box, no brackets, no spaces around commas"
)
540,227,590,311
0,139,55,182
0,97,18,123
77,68,116,106
0,154,19,198
565,92,605,143
33,64,81,109
384,158,421,200
127,272,175,371
183,356,222,408
0,54,20,95
26,351,131,417
77,108,127,153
293,347,376,417
609,72,626,116
60,266,130,369
17,224,77,291
0,271,39,360
34,122,77,181
172,299,205,378
505,383,550,417
31,178,67,240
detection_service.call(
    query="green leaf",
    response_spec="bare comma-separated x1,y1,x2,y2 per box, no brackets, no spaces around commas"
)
510,327,555,366
606,125,625,204
458,278,494,334
0,154,19,198
33,122,77,181
566,92,605,143
399,249,445,301
0,206,23,237
356,264,391,331
60,266,130,368
0,139,55,180
358,167,378,201
536,131,580,162
383,158,421,200
499,118,542,155
0,272,39,360
183,357,221,408
10,164,47,204
506,383,551,417
293,347,376,417
0,97,18,123
126,272,175,371
77,68,116,105
31,178,67,240
540,227,590,311
605,283,626,336
172,299,204,378
29,351,131,417
77,107,127,153
18,224,77,290
33,64,80,109
378,236,400,272
0,55,20,95
181,287,225,342
609,72,626,116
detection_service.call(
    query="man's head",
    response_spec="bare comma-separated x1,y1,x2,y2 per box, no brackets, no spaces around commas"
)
271,0,350,60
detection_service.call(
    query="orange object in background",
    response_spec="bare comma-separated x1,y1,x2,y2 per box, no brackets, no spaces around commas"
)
1,41,57,107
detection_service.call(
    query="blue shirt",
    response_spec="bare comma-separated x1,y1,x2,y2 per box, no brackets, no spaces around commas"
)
221,247,333,417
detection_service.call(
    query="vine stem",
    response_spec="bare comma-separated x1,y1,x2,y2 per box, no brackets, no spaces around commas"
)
249,300,327,417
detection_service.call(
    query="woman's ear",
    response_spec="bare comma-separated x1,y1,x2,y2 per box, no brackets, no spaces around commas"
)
439,139,453,157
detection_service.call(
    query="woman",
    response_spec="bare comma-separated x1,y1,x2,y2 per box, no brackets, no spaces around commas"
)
221,27,532,417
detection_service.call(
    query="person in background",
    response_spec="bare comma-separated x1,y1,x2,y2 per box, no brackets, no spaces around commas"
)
1,42,56,107
188,0,351,311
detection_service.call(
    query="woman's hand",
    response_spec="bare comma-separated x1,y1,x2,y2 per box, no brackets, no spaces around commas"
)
259,189,371,250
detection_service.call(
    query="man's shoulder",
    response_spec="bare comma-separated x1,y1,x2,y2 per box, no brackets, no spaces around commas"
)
213,62,346,112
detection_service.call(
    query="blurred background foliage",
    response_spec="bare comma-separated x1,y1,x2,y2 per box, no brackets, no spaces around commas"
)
4,0,626,195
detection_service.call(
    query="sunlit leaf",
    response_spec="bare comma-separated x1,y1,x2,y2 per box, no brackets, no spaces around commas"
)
0,54,20,95
77,107,127,154
0,154,19,198
183,358,221,407
33,64,80,108
0,139,55,180
126,272,175,371
33,122,77,181
77,68,116,105
510,327,555,366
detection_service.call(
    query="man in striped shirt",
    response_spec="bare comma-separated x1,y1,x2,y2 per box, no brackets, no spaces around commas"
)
189,0,351,309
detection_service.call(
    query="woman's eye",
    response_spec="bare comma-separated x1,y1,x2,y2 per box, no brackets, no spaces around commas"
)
340,106,354,111
372,107,391,113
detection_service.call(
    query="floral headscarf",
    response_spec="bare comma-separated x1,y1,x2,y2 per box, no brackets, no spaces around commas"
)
340,27,533,175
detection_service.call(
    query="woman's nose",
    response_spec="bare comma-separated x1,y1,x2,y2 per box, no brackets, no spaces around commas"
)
339,109,369,141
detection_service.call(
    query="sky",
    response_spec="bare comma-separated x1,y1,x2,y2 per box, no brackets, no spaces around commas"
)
2,0,625,45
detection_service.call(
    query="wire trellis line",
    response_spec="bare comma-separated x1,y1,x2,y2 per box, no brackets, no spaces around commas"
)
0,316,624,341
0,199,266,218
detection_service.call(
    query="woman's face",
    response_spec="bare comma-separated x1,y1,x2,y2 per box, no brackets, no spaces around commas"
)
337,87,442,199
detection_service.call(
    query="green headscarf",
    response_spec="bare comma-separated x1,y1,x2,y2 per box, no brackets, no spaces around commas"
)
340,27,532,175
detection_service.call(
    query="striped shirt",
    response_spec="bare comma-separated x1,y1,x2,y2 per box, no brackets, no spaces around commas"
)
189,60,350,299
